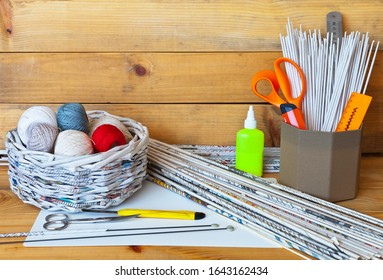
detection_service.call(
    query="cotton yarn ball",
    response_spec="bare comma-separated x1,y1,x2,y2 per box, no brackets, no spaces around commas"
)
26,122,58,152
92,124,127,152
57,103,89,133
88,115,133,142
54,130,94,156
17,106,57,146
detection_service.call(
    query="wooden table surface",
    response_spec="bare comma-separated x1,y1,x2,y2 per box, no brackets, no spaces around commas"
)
0,155,382,260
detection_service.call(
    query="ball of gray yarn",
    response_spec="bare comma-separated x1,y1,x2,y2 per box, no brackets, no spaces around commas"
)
26,122,59,152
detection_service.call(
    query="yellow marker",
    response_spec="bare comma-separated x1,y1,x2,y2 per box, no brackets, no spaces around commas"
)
83,209,206,220
336,92,372,132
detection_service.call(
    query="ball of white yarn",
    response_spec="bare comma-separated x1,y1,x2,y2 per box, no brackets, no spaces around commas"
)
17,106,58,146
88,115,133,142
54,130,94,156
26,122,58,153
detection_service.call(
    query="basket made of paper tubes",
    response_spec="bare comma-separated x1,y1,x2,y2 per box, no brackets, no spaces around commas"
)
6,111,149,211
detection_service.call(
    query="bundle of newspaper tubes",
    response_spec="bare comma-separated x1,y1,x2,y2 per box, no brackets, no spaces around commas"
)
147,138,383,260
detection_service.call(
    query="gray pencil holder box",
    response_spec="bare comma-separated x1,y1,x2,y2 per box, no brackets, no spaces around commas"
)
279,122,362,202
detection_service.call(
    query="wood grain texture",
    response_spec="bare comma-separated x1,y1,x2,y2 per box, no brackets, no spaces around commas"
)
0,0,382,51
0,52,382,104
0,52,279,103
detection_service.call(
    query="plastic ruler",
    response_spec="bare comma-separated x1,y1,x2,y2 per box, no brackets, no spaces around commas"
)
336,92,372,131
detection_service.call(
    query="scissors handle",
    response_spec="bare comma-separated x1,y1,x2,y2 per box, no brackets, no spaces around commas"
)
274,57,306,108
43,213,69,231
251,70,286,108
251,57,307,130
251,57,306,109
43,213,139,231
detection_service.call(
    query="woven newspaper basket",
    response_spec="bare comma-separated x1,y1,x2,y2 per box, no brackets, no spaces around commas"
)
5,111,149,212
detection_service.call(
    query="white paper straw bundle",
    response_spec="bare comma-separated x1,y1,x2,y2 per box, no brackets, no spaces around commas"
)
280,20,379,131
148,138,383,260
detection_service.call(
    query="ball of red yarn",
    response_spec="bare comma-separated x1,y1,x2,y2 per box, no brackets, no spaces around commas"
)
92,124,127,152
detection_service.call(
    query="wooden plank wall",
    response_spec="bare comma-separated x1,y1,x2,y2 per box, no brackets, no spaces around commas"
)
0,0,382,152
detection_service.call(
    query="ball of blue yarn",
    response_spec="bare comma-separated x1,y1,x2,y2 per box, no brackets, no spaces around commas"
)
57,103,89,133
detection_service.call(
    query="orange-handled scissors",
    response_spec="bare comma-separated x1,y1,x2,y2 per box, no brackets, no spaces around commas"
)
251,57,307,130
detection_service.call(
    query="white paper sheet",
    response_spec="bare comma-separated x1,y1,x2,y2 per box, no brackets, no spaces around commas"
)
25,180,280,248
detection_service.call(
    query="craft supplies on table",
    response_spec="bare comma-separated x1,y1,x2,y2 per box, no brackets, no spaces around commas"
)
17,181,278,249
6,108,149,211
0,210,206,239
272,17,380,201
147,138,383,260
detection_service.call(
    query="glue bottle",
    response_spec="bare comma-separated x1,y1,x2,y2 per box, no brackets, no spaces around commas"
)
235,106,264,176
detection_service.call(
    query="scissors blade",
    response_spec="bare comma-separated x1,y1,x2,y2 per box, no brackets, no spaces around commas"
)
82,214,139,223
82,209,118,214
